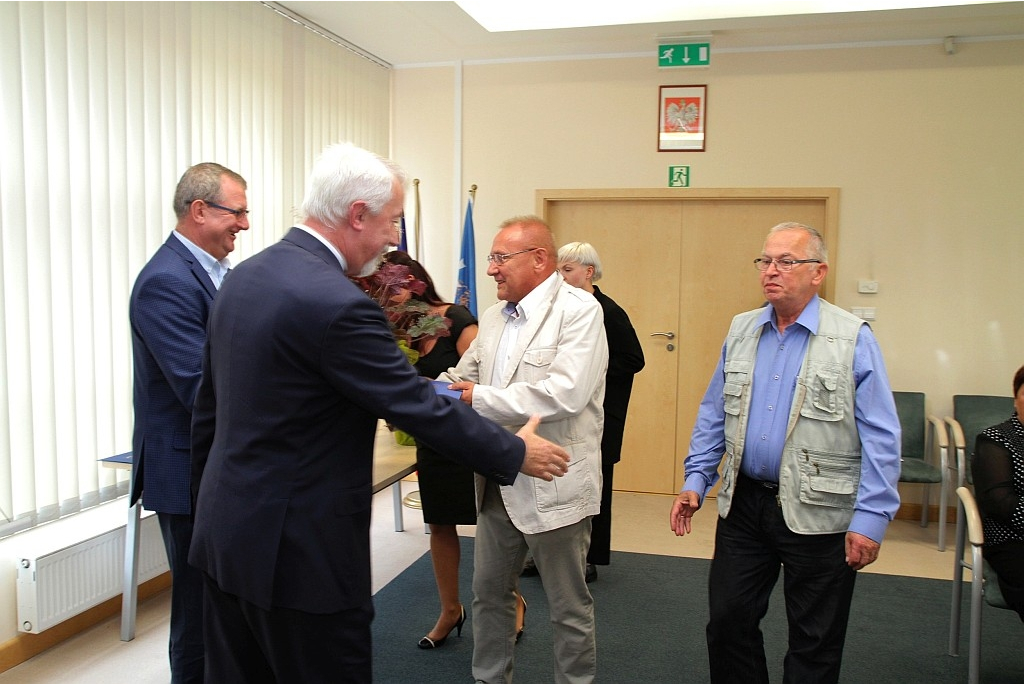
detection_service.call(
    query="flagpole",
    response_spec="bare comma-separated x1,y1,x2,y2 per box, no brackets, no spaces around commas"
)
413,178,422,259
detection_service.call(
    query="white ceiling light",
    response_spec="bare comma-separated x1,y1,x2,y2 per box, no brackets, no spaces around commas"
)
454,0,1008,32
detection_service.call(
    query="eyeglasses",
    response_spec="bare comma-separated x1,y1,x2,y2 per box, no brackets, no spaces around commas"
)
204,201,250,219
753,257,821,272
486,247,538,266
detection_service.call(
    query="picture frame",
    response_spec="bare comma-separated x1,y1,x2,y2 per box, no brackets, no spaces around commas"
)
658,85,707,152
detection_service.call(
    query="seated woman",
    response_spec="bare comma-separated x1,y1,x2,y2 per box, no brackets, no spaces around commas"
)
971,363,1024,621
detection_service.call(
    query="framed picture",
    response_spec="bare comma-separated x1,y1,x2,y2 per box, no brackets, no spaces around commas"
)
658,85,707,152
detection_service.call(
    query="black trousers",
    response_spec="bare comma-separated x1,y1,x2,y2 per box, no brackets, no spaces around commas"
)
706,474,857,684
587,461,615,565
156,513,204,684
983,539,1024,622
202,573,374,683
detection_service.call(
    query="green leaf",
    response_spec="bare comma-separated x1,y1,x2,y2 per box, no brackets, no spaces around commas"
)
396,339,420,366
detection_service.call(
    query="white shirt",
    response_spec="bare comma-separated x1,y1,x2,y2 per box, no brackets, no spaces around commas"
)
489,271,560,385
173,231,231,289
294,224,348,271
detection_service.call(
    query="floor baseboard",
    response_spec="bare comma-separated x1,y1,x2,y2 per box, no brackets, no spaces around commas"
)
898,502,957,524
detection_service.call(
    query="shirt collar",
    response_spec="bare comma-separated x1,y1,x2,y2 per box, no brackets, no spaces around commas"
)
294,224,347,271
507,271,560,322
761,294,821,334
502,301,521,321
173,230,230,280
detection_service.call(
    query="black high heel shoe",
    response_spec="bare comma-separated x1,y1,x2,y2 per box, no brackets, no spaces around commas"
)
516,595,528,643
418,605,466,649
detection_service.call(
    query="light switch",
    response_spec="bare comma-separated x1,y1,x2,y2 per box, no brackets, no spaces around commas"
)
857,280,879,294
851,307,877,321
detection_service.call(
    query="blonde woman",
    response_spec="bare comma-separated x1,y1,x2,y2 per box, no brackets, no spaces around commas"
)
557,241,645,581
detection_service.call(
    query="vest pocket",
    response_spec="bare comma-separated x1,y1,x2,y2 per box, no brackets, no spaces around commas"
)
723,382,743,416
722,361,751,417
797,452,857,510
799,367,845,421
721,447,738,493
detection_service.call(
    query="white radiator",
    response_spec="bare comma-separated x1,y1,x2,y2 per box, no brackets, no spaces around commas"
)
16,513,168,633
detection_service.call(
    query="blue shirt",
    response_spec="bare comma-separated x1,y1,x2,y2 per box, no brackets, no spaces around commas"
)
682,295,901,543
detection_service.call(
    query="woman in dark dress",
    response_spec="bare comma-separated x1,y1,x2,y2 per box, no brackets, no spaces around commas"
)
555,242,645,582
972,363,1024,621
381,252,482,648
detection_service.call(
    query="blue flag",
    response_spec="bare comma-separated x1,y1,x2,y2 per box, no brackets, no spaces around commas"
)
454,198,477,317
398,216,408,253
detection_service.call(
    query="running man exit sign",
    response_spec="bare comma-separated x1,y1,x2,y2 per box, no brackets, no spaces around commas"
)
668,166,691,187
658,42,710,68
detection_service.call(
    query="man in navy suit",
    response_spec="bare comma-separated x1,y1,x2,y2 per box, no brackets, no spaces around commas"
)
188,142,571,683
129,162,249,683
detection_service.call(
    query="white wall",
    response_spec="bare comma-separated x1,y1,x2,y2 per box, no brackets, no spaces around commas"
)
393,39,1024,424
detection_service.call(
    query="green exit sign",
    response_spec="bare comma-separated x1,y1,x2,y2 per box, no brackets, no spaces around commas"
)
659,42,710,68
668,166,690,188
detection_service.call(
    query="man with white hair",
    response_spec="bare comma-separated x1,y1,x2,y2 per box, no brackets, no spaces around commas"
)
189,143,571,683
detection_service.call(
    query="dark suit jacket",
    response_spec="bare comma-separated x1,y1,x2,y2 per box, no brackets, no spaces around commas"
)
593,285,645,465
129,233,217,514
189,227,525,613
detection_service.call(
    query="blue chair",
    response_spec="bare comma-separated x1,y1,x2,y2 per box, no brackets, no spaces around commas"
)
893,391,951,550
948,486,1012,684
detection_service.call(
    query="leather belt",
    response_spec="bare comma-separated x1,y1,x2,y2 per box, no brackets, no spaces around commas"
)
740,473,779,490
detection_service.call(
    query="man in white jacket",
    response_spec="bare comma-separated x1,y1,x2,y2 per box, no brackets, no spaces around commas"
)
444,215,608,683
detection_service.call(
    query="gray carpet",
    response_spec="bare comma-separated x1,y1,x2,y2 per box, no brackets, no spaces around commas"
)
371,538,1024,683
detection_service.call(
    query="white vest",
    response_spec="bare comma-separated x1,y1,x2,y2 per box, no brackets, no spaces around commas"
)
717,299,865,534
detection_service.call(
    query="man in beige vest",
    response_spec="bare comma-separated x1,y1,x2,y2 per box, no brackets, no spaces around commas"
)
669,222,901,683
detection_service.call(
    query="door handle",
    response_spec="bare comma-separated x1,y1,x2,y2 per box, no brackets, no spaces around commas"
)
650,331,675,340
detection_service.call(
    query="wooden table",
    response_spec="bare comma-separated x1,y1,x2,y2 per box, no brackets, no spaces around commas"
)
371,422,419,531
103,421,418,641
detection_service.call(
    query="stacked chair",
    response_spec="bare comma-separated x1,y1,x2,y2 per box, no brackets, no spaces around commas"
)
945,395,1014,487
944,395,1015,683
892,391,951,551
948,486,1012,683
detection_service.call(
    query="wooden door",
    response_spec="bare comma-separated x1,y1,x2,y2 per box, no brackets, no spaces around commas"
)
542,189,837,495
546,200,684,493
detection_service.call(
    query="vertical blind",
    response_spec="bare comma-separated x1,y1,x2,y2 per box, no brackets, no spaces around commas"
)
0,1,391,538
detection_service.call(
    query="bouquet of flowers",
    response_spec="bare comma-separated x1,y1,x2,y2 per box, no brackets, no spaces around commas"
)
352,259,453,447
350,260,451,366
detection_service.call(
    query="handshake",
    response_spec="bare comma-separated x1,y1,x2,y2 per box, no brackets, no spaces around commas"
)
515,414,571,481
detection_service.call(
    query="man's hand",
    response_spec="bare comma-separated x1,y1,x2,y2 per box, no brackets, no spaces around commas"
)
448,381,475,405
516,414,570,481
669,491,701,536
845,531,881,570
